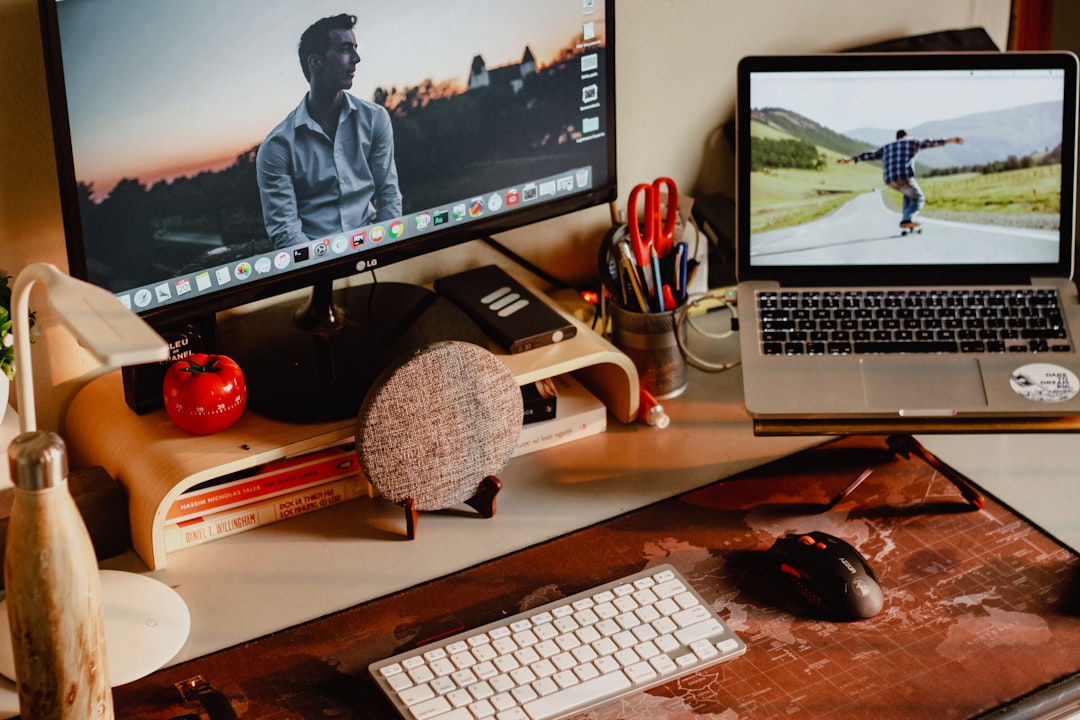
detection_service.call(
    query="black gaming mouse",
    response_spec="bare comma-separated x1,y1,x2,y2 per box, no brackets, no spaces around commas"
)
768,531,884,620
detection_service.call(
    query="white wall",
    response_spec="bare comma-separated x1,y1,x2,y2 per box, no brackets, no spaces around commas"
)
0,0,1010,432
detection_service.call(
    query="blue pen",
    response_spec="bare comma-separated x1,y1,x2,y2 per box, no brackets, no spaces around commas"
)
649,243,665,312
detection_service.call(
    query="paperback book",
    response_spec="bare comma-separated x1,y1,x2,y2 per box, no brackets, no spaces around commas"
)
512,374,607,457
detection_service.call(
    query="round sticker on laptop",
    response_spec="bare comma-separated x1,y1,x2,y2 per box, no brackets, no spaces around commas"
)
1009,363,1079,403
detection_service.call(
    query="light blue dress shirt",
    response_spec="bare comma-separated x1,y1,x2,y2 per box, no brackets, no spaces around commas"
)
256,93,402,248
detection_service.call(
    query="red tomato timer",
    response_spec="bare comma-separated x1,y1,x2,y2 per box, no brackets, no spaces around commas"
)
163,353,247,434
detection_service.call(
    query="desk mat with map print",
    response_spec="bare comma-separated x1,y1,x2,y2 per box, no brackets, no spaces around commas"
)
111,435,1080,719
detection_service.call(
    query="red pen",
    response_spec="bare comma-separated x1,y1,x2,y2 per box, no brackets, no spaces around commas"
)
638,388,670,429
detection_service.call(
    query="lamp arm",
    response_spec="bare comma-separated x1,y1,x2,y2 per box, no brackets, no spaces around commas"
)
10,261,169,436
11,263,49,435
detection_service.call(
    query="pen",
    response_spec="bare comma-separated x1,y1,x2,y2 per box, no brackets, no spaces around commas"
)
637,388,670,429
639,257,655,299
672,243,684,296
617,243,648,312
674,241,689,303
650,244,664,312
619,256,647,312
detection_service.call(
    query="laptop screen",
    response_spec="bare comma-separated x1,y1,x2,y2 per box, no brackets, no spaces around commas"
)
736,53,1078,286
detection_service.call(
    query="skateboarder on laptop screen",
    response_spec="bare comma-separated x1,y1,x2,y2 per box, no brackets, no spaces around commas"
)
838,130,964,233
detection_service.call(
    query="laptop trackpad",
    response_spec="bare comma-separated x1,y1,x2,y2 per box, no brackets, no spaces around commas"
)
860,358,987,413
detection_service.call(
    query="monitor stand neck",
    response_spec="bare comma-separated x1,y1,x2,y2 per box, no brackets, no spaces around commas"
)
293,278,347,336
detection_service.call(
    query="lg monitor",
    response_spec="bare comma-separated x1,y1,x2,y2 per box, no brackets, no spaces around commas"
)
39,0,616,421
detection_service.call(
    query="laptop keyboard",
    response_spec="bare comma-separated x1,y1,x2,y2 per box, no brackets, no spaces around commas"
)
756,288,1072,356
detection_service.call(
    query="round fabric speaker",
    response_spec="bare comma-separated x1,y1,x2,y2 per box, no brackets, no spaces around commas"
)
356,341,523,514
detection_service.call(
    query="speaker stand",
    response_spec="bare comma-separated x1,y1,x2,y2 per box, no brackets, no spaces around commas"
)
402,476,502,540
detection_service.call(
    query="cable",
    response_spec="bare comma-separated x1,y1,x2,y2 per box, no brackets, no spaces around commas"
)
675,290,741,372
685,212,704,274
481,236,574,290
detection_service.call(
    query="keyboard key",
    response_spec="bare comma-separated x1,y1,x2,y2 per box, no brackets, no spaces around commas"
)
522,672,632,719
625,662,657,685
407,694,447,717
380,662,404,678
690,638,719,661
671,604,709,627
469,698,495,717
674,618,726,645
430,658,455,677
411,697,464,720
573,662,600,682
491,692,516,711
533,677,558,696
533,623,558,641
650,654,678,675
510,684,538,704
399,683,435,706
452,669,479,688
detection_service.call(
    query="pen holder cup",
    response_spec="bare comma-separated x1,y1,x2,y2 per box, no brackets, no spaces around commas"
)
609,303,687,399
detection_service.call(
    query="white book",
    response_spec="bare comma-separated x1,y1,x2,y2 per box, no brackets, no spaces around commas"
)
512,374,607,457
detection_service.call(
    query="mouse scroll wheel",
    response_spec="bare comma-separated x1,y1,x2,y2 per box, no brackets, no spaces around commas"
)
797,535,827,550
780,563,802,578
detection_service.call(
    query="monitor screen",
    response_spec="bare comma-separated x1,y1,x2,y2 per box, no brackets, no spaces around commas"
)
39,0,616,420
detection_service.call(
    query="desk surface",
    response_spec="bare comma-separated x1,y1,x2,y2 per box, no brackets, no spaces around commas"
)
2,333,1080,716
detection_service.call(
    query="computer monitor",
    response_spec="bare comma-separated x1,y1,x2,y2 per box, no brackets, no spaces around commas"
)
38,0,616,422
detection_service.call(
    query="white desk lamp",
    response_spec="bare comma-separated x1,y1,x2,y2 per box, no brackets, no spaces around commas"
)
5,262,168,719
10,262,168,433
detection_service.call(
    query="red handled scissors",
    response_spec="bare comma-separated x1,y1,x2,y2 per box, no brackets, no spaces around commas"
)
627,176,678,266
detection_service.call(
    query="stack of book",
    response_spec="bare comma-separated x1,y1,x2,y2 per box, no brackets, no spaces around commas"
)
163,444,367,552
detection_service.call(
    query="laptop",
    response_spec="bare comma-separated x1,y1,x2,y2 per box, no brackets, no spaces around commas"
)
735,51,1080,423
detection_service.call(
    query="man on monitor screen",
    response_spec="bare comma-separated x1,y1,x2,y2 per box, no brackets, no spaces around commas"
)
256,13,402,248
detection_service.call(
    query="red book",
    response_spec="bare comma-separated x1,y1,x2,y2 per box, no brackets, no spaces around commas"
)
166,444,360,523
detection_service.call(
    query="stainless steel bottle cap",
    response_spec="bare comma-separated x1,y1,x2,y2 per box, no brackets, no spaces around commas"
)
7,431,68,491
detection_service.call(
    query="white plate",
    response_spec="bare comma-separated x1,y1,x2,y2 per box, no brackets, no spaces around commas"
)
0,570,190,686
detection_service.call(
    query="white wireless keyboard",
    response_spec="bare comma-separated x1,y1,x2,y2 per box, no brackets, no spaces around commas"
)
369,564,746,720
